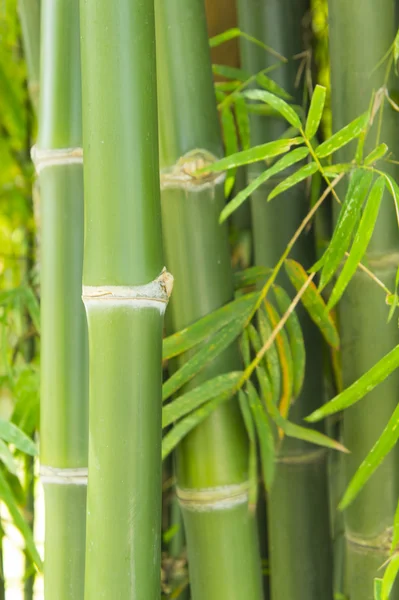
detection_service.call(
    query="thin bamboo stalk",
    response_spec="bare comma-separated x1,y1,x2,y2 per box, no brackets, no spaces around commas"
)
79,1,170,597
35,1,88,598
237,1,334,598
328,1,399,598
17,0,40,111
155,1,263,598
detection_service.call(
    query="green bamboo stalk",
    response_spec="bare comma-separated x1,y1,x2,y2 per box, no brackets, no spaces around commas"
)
34,1,88,598
328,2,399,598
17,0,40,111
79,1,170,597
155,1,263,598
237,2,334,598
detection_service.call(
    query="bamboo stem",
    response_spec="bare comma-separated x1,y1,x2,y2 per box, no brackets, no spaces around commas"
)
79,1,169,597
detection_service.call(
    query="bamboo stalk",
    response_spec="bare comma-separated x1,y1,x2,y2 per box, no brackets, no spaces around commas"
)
328,1,399,598
17,0,40,111
34,1,88,598
79,1,170,597
155,1,263,598
237,1,334,598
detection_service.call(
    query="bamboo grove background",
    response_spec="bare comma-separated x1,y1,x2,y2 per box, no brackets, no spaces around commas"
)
0,0,399,599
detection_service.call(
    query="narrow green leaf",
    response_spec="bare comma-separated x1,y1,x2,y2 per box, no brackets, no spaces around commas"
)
201,138,302,174
163,318,245,401
244,89,302,129
220,147,310,221
285,259,340,349
305,84,326,139
234,95,251,150
273,286,306,398
0,469,42,569
247,381,275,490
318,169,373,290
307,344,399,423
163,293,257,359
256,73,291,100
364,143,388,166
163,372,241,428
315,113,368,158
394,27,399,68
340,401,399,509
392,499,399,553
384,173,399,214
162,391,235,460
375,579,383,600
0,419,37,456
258,307,281,405
240,329,251,366
323,163,352,178
267,162,318,202
212,64,251,82
382,555,399,600
0,440,17,475
209,28,287,62
234,266,272,290
238,389,258,508
328,177,385,309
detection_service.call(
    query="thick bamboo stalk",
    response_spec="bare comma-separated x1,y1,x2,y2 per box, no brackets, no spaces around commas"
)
155,1,263,599
34,1,88,598
237,2,334,598
328,2,399,598
18,0,40,111
79,1,170,597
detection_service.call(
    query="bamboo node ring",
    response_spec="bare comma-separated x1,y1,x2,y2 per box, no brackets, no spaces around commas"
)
160,149,225,191
40,466,88,486
176,482,250,512
31,145,83,174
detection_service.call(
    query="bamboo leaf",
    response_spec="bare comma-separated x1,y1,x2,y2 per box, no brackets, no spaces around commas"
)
318,169,373,290
234,96,251,151
162,372,241,428
382,554,399,600
340,401,399,510
364,143,388,166
240,329,251,366
244,89,302,129
247,381,275,490
322,163,353,178
0,419,37,456
162,390,235,460
0,469,42,569
212,64,250,82
267,162,318,202
305,84,326,139
163,317,245,401
328,177,385,309
234,266,272,289
394,27,399,70
163,293,257,359
220,147,310,221
201,138,302,174
315,113,368,158
256,73,291,100
285,259,340,349
0,440,18,475
265,302,294,420
221,104,238,197
375,579,383,600
238,389,258,508
392,499,399,553
209,28,287,62
384,173,399,213
307,344,399,423
258,307,281,405
273,286,306,398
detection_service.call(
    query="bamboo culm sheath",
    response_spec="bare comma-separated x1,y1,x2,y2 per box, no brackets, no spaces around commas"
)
156,1,264,598
35,1,88,598
237,1,334,598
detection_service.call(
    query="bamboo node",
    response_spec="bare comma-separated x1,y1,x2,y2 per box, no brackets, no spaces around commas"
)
346,528,393,552
160,149,225,191
176,482,249,512
31,145,83,174
82,267,173,308
40,466,88,486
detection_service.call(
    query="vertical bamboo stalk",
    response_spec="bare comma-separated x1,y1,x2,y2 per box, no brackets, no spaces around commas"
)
155,1,263,599
33,1,88,598
237,1,334,598
80,1,171,597
17,0,40,111
328,2,399,598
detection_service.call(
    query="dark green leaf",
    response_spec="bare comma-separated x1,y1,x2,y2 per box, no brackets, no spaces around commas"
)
238,389,258,508
315,113,368,158
258,307,281,404
305,84,326,139
247,381,275,490
267,162,318,201
234,266,272,290
382,554,399,600
307,344,399,423
234,95,251,151
244,89,302,129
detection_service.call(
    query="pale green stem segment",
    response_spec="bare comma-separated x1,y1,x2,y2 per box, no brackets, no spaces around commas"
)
80,0,169,597
156,1,263,599
36,1,88,598
236,1,334,598
329,2,399,598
